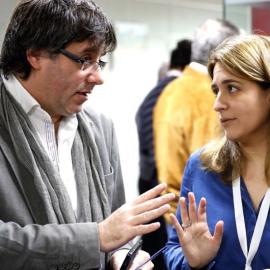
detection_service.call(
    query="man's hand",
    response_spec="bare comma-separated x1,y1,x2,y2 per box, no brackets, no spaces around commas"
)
98,183,175,252
110,249,153,270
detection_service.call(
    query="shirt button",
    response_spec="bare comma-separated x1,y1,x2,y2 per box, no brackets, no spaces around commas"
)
50,265,58,270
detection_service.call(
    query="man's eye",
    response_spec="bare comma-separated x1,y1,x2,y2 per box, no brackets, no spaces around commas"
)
99,60,106,65
98,60,107,70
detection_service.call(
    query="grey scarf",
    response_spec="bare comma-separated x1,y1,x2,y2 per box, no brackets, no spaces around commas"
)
0,83,111,225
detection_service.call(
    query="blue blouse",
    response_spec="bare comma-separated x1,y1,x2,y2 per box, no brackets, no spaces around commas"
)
164,149,270,270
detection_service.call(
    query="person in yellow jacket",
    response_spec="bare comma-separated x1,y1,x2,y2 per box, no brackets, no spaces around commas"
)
153,19,240,232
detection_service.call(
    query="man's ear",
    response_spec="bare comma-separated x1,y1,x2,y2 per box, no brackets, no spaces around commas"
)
26,48,43,70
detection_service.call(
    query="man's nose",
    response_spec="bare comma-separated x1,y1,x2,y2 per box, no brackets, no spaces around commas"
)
86,67,104,85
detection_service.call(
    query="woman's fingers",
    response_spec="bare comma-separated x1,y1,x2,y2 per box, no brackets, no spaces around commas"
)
197,197,207,223
170,213,185,238
213,220,224,248
188,192,197,224
179,197,190,227
180,193,208,226
180,192,197,228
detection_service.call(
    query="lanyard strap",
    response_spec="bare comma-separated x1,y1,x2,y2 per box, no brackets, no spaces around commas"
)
134,246,166,270
233,177,270,270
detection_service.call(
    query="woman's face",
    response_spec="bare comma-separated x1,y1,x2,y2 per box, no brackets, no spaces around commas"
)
212,62,270,146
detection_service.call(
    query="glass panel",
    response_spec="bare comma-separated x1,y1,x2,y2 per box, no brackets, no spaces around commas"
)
224,0,270,34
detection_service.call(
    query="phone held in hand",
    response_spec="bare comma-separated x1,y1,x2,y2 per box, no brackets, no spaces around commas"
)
120,239,143,270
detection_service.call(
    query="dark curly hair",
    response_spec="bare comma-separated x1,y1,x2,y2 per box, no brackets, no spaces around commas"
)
170,39,191,70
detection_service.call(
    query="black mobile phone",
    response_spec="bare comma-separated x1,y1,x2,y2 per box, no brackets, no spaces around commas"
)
120,239,143,270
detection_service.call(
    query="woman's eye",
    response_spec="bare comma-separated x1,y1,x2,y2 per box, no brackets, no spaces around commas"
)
212,88,219,96
228,85,237,92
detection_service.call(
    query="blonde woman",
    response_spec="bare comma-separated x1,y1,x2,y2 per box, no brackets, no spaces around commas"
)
164,35,270,270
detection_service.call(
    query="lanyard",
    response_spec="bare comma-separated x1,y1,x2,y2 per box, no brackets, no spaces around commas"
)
233,177,270,270
134,246,166,270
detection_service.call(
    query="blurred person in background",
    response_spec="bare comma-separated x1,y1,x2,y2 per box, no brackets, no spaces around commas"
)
153,19,240,235
157,62,169,82
135,39,192,270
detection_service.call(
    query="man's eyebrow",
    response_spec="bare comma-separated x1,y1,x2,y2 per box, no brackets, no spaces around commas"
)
80,47,105,55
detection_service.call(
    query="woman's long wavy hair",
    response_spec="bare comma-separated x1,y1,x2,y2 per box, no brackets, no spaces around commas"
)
200,34,270,184
0,0,117,80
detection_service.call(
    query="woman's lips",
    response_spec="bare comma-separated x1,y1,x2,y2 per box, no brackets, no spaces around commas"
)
220,118,235,125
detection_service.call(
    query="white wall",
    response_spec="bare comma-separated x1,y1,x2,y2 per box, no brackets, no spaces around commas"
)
0,0,223,202
0,0,18,44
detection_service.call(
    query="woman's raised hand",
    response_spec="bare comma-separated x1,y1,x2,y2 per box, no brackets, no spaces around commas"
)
170,192,224,269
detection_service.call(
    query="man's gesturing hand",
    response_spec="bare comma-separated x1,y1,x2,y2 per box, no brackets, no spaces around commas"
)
98,183,175,252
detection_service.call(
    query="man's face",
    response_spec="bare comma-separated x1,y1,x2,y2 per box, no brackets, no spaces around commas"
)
27,41,105,121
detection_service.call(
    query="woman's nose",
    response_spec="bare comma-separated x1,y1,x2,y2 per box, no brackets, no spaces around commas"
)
213,92,228,112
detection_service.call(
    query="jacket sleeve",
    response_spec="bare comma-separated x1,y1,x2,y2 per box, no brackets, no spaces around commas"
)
0,220,101,269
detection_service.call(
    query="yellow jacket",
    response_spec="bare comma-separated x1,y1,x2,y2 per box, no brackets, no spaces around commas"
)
153,65,218,224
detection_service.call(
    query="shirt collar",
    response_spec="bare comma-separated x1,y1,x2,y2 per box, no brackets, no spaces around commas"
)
189,62,208,74
166,69,182,78
1,73,40,115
